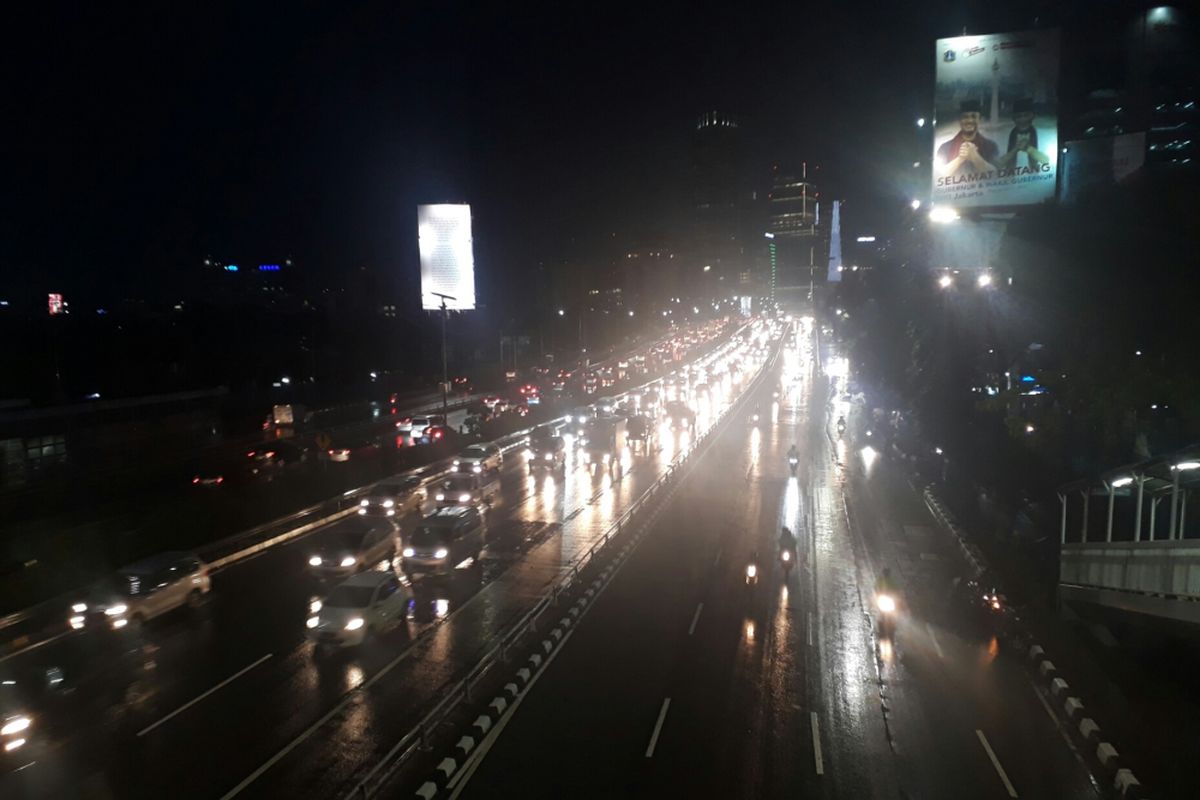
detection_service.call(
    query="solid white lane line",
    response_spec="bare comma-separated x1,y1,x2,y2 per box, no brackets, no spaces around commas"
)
645,698,672,757
807,611,814,646
688,603,704,636
810,711,824,775
0,630,70,666
138,653,273,737
927,623,944,659
976,729,1019,798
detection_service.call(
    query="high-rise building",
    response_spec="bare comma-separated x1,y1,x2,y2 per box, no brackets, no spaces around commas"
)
767,163,828,296
689,111,746,287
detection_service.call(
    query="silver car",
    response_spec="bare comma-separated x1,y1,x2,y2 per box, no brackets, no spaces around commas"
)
73,552,212,630
306,571,411,649
307,519,396,579
452,444,502,475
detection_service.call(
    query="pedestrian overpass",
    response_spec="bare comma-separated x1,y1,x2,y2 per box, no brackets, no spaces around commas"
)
1057,446,1200,624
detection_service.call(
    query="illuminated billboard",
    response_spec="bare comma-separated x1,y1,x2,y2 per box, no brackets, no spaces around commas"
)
932,29,1059,208
418,204,476,310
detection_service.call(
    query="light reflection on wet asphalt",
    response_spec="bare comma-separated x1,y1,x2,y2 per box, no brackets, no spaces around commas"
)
0,327,759,799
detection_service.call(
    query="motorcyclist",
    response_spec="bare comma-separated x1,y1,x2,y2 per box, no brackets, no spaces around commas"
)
836,415,846,432
787,444,799,462
779,526,797,553
874,567,898,597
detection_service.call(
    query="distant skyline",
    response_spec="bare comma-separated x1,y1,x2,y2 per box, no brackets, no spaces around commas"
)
3,1,1142,308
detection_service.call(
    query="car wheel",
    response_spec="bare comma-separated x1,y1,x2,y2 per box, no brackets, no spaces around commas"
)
187,590,205,610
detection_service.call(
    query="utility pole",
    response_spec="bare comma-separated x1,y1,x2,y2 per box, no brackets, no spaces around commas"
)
430,292,456,419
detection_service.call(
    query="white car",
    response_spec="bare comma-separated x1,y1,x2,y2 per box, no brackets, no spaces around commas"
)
452,444,502,474
396,415,432,438
306,571,411,649
71,552,211,630
359,475,425,518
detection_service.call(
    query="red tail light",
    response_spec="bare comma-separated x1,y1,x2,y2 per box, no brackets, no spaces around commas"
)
192,476,200,484
265,451,276,459
216,476,224,484
247,451,256,458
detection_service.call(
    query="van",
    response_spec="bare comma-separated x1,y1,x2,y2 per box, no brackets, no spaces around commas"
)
401,506,486,576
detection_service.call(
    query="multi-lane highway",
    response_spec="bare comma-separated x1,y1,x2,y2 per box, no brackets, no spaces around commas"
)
450,322,1100,799
0,320,770,799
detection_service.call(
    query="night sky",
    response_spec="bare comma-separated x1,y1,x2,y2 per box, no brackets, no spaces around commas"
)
5,1,1094,305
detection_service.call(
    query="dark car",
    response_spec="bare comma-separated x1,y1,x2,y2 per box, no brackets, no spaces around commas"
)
246,440,311,476
452,376,473,395
401,506,486,576
527,435,566,471
664,401,696,430
359,475,425,519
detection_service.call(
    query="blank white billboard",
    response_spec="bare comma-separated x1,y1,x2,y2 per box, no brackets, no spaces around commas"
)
418,204,476,310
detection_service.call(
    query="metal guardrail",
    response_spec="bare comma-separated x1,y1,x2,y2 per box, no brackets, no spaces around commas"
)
349,327,775,799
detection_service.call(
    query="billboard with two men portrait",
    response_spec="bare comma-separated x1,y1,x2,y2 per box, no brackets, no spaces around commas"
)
932,29,1059,208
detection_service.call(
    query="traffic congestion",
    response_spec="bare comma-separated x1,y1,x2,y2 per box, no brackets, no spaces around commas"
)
0,316,783,798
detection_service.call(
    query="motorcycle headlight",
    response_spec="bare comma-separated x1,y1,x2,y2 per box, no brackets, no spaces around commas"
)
402,547,415,558
344,618,364,631
434,548,449,559
876,594,896,613
525,448,533,458
340,556,357,568
746,564,757,578
105,604,127,617
544,452,553,460
781,550,791,562
309,556,323,567
1,717,31,736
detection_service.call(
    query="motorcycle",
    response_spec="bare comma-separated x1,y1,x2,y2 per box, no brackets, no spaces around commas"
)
780,547,795,575
788,455,799,476
836,417,846,436
745,561,759,587
874,592,898,638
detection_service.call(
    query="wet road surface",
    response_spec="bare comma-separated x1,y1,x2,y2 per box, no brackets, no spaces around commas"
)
455,323,1098,800
0,326,759,799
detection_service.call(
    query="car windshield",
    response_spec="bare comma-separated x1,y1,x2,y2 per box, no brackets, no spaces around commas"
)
323,584,375,609
461,447,487,458
410,526,449,547
319,531,364,551
445,475,476,491
375,483,405,496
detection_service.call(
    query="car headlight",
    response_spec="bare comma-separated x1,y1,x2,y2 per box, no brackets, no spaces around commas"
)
72,603,88,614
345,618,364,631
434,548,449,559
402,547,415,558
544,452,553,460
602,454,610,462
452,460,460,467
1,717,31,737
876,594,896,613
525,448,533,458
306,616,319,629
105,604,127,617
112,618,128,629
340,556,356,568
386,509,395,516
309,556,323,567
459,493,471,503
435,493,445,501
472,464,482,473
4,738,26,752
360,499,369,507
583,452,591,463
310,600,322,613
382,499,394,508
69,615,86,630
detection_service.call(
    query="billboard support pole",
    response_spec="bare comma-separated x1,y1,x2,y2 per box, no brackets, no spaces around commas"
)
432,292,456,420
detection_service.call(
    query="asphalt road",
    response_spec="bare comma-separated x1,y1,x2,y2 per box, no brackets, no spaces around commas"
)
454,325,1099,800
0,325,762,799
